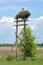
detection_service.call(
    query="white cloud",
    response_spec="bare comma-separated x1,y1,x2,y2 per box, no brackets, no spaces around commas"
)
29,16,43,22
35,16,43,21
29,24,36,31
0,16,17,32
0,16,14,23
28,16,43,31
0,16,43,43
0,16,43,31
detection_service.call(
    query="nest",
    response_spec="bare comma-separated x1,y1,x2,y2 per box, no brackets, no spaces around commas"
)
15,10,30,19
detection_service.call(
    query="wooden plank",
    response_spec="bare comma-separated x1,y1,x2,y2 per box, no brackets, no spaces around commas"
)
14,24,28,26
14,19,28,22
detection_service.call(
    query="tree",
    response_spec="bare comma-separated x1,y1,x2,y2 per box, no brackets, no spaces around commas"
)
18,27,37,57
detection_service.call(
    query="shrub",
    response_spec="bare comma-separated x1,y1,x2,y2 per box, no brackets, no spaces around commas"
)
19,27,37,57
25,43,37,57
6,53,14,61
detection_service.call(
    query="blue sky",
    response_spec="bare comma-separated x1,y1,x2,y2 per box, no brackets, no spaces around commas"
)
0,0,43,44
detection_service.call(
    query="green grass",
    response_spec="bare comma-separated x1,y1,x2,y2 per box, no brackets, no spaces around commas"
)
0,49,43,65
0,58,43,65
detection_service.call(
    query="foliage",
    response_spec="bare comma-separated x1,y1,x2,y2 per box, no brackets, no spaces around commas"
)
18,27,37,57
6,53,14,61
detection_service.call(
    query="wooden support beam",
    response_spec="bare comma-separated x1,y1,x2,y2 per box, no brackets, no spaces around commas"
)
16,19,18,58
14,24,28,26
23,18,26,61
14,19,28,22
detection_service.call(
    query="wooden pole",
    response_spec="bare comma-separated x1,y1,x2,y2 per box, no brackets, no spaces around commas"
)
16,19,18,58
23,18,26,60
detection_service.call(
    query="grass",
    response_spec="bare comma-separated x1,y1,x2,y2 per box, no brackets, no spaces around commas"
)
0,48,43,65
0,58,43,65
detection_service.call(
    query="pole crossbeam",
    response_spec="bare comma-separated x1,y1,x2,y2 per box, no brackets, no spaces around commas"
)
14,19,28,22
14,24,28,26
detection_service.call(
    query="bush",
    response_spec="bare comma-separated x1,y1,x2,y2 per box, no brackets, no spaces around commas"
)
6,53,14,61
25,43,37,57
19,27,37,57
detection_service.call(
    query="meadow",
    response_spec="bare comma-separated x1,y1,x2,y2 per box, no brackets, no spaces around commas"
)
0,47,43,65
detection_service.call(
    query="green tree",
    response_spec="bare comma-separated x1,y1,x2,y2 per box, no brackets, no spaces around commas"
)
18,27,37,57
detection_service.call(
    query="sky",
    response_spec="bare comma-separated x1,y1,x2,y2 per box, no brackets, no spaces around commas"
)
0,0,43,44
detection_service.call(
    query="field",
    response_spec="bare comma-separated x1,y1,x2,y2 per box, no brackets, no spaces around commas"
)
0,47,43,65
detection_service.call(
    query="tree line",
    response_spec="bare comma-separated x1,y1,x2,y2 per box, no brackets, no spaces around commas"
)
0,43,15,47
